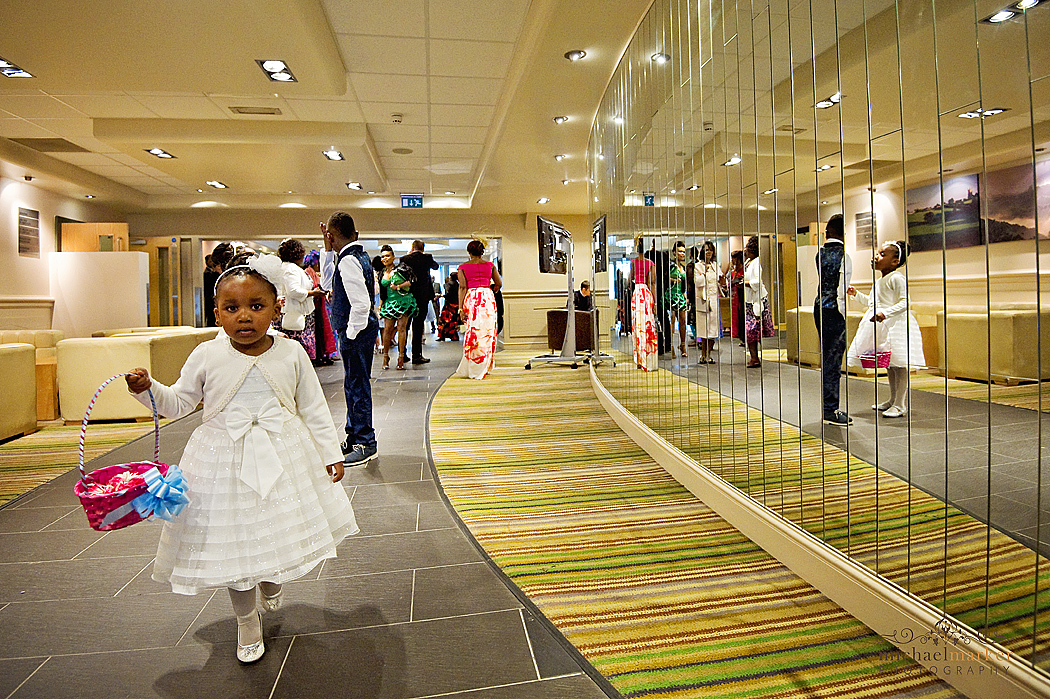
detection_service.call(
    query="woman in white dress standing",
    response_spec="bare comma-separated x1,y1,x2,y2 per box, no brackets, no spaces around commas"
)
743,235,774,368
692,241,721,364
846,240,925,418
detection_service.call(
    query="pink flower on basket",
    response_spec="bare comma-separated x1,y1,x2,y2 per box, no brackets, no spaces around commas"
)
84,470,145,495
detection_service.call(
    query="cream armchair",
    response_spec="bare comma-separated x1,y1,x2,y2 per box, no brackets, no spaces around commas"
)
937,303,1050,384
0,343,37,440
57,333,200,421
784,306,865,370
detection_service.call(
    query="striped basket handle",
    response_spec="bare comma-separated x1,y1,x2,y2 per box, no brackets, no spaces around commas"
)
77,373,160,483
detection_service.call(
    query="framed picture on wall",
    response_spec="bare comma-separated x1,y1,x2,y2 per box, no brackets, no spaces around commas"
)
905,174,982,252
983,161,1048,243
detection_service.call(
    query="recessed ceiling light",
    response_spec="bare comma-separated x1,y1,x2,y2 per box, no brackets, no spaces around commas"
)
279,202,307,208
816,164,834,172
829,92,842,103
1016,0,1039,8
554,154,568,161
145,147,175,159
322,148,343,161
704,203,723,209
687,184,699,191
613,116,624,125
445,191,455,195
651,52,670,64
724,156,742,166
553,116,569,124
537,197,550,204
670,189,677,194
594,196,599,202
564,50,587,61
629,189,636,193
367,191,376,194
197,189,204,193
958,106,1009,119
763,188,779,195
85,195,95,199
562,179,570,185
346,182,362,190
0,57,32,78
257,59,296,82
816,100,834,109
597,153,605,160
986,9,1016,21
206,180,227,189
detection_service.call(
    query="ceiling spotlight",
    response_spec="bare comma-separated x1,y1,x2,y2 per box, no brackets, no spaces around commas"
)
257,59,297,82
553,115,569,124
670,189,677,194
651,52,670,64
613,116,624,125
816,164,834,172
986,9,1016,21
537,197,551,204
554,154,568,161
724,155,742,166
703,203,723,209
816,100,834,109
829,92,842,103
197,189,204,193
346,182,362,190
957,106,1009,119
763,188,779,195
1016,0,1039,8
23,175,33,182
206,180,227,189
594,196,599,202
85,194,95,199
445,191,456,195
322,148,344,161
0,57,33,78
597,153,605,160
562,179,570,185
564,50,587,61
687,184,700,191
821,200,829,204
145,147,175,159
367,191,376,194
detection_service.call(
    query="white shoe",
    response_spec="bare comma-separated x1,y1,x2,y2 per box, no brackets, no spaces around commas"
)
259,586,283,613
872,400,892,411
236,610,265,663
882,406,907,418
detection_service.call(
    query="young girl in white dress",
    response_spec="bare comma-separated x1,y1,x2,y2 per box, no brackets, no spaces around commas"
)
846,240,926,418
125,255,358,664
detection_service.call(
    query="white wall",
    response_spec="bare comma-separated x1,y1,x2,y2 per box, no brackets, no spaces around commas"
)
49,252,149,337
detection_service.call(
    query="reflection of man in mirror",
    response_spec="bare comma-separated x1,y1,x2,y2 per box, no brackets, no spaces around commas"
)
814,214,853,426
574,280,593,311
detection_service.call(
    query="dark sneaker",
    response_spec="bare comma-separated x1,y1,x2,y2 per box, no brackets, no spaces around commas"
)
340,440,355,458
411,357,431,365
344,444,378,466
823,411,854,426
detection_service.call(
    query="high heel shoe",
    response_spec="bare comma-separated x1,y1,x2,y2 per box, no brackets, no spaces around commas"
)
679,343,688,359
236,610,265,663
397,354,406,370
382,353,390,370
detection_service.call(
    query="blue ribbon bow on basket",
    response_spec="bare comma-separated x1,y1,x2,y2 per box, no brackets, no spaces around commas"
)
99,465,190,528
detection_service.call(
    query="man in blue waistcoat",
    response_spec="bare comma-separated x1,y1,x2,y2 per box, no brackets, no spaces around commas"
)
814,214,853,426
321,212,380,465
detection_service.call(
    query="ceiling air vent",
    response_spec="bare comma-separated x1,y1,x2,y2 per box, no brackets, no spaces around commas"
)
9,138,90,152
229,106,282,115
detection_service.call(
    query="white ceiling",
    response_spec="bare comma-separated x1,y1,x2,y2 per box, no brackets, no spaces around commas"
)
0,0,652,214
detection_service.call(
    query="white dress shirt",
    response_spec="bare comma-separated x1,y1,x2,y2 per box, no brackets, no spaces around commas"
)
321,244,375,341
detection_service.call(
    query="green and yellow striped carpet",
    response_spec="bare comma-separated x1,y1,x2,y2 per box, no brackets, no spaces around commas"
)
0,420,167,505
429,352,960,698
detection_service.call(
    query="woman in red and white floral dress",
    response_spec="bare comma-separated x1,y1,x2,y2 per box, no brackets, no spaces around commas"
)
631,238,658,371
456,239,502,379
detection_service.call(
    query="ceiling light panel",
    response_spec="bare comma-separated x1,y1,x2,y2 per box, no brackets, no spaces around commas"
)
256,59,296,82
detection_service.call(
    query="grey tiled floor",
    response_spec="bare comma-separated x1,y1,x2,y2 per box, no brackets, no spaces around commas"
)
0,338,615,699
630,333,1050,558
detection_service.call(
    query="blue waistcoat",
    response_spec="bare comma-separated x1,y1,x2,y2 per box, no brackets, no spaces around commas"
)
815,243,845,313
330,244,375,334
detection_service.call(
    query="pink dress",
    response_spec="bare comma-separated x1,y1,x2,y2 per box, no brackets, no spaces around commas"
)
457,261,497,379
630,257,657,371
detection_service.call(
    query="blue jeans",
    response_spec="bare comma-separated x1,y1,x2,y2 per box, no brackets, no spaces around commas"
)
813,303,847,417
339,316,379,449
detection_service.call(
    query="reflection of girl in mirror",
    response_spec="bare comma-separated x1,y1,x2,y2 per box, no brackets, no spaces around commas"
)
667,241,689,360
693,241,721,364
846,240,925,418
630,237,658,370
743,236,774,368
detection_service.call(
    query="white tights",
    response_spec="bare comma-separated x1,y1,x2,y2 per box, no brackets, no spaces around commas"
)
886,366,909,410
228,582,282,645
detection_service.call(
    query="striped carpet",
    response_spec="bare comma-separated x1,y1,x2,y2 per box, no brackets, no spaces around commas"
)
0,420,166,506
429,351,960,698
596,352,1050,671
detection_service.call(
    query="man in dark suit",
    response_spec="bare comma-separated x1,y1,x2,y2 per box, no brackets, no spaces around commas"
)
574,280,594,311
400,240,439,364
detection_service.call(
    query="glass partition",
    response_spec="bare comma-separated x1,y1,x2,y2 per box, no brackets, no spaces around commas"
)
591,0,1050,671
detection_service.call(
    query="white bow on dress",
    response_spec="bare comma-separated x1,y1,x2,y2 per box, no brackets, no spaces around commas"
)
223,398,287,498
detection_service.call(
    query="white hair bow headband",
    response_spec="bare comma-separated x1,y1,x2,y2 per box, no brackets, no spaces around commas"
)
214,253,286,296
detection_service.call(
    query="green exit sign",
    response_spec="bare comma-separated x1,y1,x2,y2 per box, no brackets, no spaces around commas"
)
401,194,423,208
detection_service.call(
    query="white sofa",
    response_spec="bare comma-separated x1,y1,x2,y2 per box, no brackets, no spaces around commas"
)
937,303,1050,384
0,343,37,440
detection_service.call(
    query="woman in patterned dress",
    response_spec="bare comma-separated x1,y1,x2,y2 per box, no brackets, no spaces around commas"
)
456,239,502,379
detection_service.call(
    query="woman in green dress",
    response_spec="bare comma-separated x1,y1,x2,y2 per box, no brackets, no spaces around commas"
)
377,245,418,370
667,240,690,360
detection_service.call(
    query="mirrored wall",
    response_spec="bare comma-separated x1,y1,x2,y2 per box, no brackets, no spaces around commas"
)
590,0,1050,671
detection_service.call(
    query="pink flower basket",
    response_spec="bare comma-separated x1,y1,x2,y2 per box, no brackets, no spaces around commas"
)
72,373,171,531
859,351,891,369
